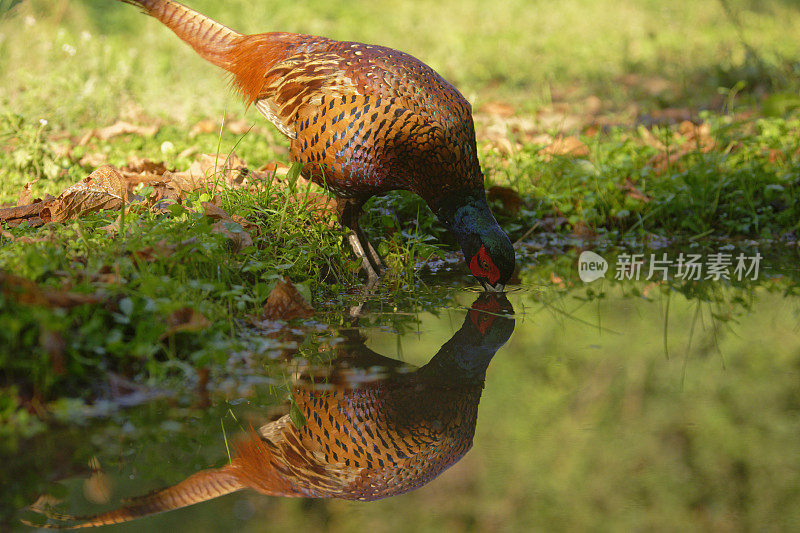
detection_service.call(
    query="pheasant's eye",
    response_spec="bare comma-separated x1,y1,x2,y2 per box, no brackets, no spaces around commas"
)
479,257,490,271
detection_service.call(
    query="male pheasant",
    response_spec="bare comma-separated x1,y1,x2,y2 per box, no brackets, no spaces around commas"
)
117,0,515,289
24,293,515,527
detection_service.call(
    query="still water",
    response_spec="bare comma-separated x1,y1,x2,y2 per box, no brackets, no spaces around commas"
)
10,256,800,531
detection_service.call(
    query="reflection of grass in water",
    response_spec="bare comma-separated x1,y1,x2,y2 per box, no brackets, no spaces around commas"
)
477,283,800,531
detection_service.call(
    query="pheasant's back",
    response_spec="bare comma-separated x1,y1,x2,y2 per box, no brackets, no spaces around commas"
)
121,1,486,206
232,379,483,501
235,35,484,204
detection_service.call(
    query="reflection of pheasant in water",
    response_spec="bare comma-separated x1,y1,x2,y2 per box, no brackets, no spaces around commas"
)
25,294,514,528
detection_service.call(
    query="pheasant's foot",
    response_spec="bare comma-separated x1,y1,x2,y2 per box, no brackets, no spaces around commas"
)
348,269,380,318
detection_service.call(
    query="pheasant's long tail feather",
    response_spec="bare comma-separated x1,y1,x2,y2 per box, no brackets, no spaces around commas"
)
22,467,244,529
119,0,242,69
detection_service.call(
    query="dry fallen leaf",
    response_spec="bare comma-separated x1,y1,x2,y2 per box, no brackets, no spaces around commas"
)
227,119,253,135
200,201,257,251
538,136,590,160
645,121,716,174
0,228,51,244
131,240,178,262
262,278,314,320
79,121,159,145
167,152,251,194
40,166,128,223
259,161,291,177
211,220,254,252
619,179,652,203
190,119,218,137
124,157,169,176
79,152,108,168
201,201,231,221
17,181,37,206
3,151,336,232
487,185,523,215
160,307,211,339
0,195,54,227
481,101,515,117
0,271,104,308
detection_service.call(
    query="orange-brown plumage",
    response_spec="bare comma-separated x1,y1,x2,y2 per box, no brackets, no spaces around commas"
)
118,0,515,287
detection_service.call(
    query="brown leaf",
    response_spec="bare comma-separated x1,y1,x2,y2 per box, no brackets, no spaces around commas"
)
202,200,256,250
230,214,260,233
529,133,554,145
227,119,253,135
0,228,51,244
0,271,104,308
131,240,177,262
487,186,522,215
263,278,314,320
124,157,168,176
677,121,715,152
538,136,590,159
584,95,602,115
92,265,123,285
190,119,218,137
160,307,211,339
639,126,667,150
767,148,785,163
79,152,108,167
17,181,37,206
80,121,159,145
536,108,583,131
99,214,123,235
619,179,651,203
0,202,48,224
201,201,231,220
167,152,250,194
40,166,128,223
259,161,291,177
481,101,515,117
211,220,253,252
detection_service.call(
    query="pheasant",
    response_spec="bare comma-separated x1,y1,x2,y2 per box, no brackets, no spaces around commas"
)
117,0,515,290
24,293,515,528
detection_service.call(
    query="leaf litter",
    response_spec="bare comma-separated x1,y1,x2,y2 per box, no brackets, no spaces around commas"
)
0,151,338,229
0,150,336,325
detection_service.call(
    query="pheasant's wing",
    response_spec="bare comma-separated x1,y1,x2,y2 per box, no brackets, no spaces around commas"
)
253,51,361,139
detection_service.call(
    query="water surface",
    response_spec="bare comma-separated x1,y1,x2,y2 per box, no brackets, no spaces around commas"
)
10,254,800,531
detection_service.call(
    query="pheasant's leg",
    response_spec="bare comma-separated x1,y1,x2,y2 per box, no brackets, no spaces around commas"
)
337,198,384,282
348,274,379,318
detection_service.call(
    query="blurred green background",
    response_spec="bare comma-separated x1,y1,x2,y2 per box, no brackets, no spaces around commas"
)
1,0,799,126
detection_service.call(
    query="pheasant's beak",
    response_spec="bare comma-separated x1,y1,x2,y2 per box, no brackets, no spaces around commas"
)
481,281,505,293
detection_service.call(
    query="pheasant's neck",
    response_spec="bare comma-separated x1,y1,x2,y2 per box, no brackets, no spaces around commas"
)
419,341,496,383
434,189,499,248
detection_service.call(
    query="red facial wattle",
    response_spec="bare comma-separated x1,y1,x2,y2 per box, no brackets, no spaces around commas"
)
469,244,501,286
469,295,501,333
469,309,495,334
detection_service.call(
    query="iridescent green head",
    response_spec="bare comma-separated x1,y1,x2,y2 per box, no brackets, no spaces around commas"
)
438,192,516,291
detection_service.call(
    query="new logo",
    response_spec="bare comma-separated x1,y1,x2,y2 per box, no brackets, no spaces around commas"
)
578,251,608,282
